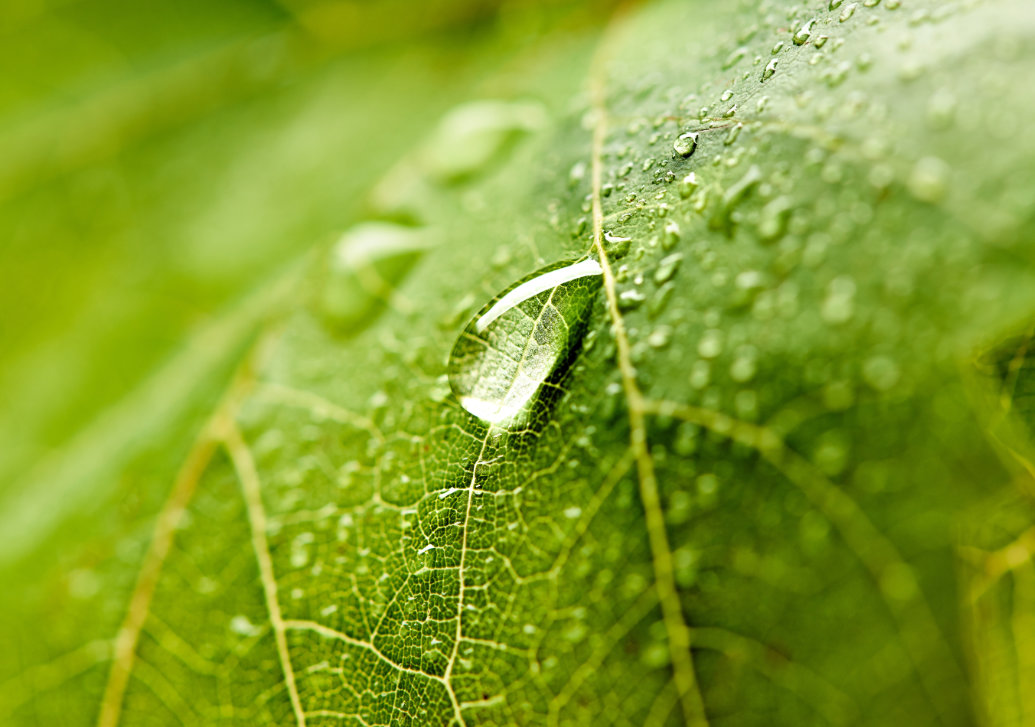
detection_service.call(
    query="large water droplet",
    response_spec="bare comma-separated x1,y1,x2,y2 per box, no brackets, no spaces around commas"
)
448,257,602,425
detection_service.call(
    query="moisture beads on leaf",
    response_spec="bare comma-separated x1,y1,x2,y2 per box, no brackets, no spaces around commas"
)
448,257,602,426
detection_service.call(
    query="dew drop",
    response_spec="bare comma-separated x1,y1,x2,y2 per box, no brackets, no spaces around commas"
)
761,58,779,82
698,329,724,359
678,172,699,199
793,19,816,45
907,156,949,203
723,46,748,69
604,231,632,258
724,123,744,146
448,258,602,425
422,100,547,183
654,253,684,284
320,222,434,334
673,132,699,157
839,3,857,21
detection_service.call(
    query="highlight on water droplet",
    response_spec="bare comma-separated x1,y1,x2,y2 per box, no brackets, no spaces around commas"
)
448,257,603,425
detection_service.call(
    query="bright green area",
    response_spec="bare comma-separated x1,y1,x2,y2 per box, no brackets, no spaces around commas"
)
2,0,1035,725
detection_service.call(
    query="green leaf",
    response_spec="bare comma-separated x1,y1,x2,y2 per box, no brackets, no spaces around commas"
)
4,0,1035,725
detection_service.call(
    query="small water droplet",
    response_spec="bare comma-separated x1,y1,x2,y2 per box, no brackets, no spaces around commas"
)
569,161,587,187
771,41,785,55
821,275,856,324
673,132,699,158
604,231,632,258
720,89,734,102
662,221,681,250
678,172,699,199
814,35,829,48
829,0,844,8
724,123,744,146
320,222,434,334
907,156,949,202
423,100,547,183
647,326,672,349
793,19,816,45
761,58,779,82
839,3,857,21
449,258,602,425
654,253,684,284
698,329,724,359
862,355,900,391
618,289,647,310
723,46,748,69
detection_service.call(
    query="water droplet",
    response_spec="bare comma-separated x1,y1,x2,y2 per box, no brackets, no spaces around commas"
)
662,220,682,250
422,100,547,183
724,123,744,146
761,58,779,82
647,326,672,349
829,0,844,8
758,196,793,240
793,19,816,45
814,35,829,48
839,3,857,21
604,231,632,258
720,89,734,102
320,222,434,334
618,289,647,310
654,253,684,284
821,276,856,324
230,615,262,637
907,156,949,203
862,355,900,391
678,172,699,199
771,41,785,55
723,46,748,69
569,161,587,187
674,132,699,158
697,329,724,359
730,347,758,382
449,258,602,425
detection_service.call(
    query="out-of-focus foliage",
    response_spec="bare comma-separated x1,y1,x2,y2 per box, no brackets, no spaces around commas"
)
2,0,1035,725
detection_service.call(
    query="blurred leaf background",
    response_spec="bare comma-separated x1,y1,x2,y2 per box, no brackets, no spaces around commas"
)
0,0,616,494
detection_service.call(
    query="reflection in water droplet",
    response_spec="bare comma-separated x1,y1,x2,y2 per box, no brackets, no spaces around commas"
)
449,258,602,425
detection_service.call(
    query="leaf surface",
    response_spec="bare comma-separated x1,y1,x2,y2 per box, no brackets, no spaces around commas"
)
4,0,1035,726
